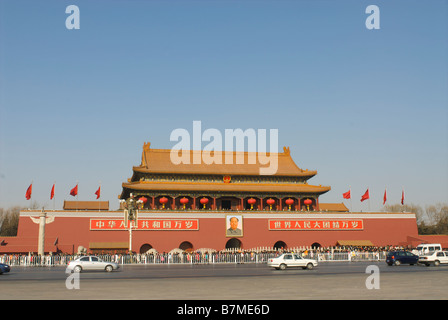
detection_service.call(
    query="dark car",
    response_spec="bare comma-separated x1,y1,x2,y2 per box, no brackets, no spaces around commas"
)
0,263,10,274
386,250,419,266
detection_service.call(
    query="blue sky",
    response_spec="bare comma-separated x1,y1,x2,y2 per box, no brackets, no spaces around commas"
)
0,0,447,212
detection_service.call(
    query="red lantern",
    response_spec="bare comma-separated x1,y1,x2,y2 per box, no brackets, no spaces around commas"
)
200,197,209,209
247,198,256,210
180,197,189,209
303,199,312,211
159,196,168,209
303,199,312,205
138,196,147,209
138,197,148,204
285,198,294,210
266,198,275,210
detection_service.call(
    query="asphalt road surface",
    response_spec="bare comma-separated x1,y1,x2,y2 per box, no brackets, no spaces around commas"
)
1,261,447,300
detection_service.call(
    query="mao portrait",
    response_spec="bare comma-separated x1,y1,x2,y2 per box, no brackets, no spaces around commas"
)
226,215,243,237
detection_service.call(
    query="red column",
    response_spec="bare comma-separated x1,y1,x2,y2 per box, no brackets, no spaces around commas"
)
213,197,216,210
241,198,244,210
279,198,282,211
152,196,155,210
172,197,176,210
193,197,196,210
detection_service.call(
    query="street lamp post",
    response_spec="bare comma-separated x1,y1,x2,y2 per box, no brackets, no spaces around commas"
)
120,193,141,253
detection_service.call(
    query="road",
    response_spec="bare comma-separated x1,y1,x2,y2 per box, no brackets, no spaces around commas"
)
1,262,447,300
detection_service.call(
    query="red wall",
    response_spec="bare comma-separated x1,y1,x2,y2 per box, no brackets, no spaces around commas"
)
0,211,420,254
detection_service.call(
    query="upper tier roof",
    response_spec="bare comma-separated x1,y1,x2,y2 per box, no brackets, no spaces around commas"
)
135,142,317,177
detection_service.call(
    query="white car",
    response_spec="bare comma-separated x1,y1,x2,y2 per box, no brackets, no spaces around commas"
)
268,253,318,270
418,251,448,267
67,256,120,272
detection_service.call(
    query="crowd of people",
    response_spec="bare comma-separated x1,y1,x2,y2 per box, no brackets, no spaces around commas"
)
0,245,412,266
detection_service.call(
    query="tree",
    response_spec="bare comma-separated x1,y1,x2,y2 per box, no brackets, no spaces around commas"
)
383,203,424,224
424,203,448,234
0,206,21,236
382,203,448,235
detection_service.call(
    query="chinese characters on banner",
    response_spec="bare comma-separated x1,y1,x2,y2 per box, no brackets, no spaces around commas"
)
90,219,199,231
91,219,362,231
269,219,363,230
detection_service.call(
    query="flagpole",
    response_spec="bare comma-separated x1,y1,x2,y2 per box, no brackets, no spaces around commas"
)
30,180,33,204
26,180,34,208
368,187,371,212
53,181,56,211
349,186,352,213
76,181,79,212
401,186,405,212
98,181,101,212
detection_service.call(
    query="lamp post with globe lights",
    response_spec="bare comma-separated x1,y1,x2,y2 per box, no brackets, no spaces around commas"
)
119,193,142,253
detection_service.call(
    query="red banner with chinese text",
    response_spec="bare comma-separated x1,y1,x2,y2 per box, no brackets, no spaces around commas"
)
269,219,363,230
90,219,199,231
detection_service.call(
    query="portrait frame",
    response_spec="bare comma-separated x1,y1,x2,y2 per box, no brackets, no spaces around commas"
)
225,214,243,237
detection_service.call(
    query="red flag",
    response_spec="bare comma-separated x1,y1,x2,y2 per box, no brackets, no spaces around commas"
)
25,184,32,200
361,189,370,202
342,190,351,199
50,184,55,200
70,184,78,197
95,186,101,199
383,188,387,205
401,189,405,205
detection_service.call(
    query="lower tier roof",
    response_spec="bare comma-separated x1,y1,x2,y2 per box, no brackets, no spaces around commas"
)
121,181,331,197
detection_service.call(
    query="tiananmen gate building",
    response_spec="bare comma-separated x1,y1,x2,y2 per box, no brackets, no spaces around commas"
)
2,142,443,255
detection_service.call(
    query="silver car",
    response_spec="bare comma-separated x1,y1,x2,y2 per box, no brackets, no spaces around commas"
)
67,256,119,272
268,253,318,270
